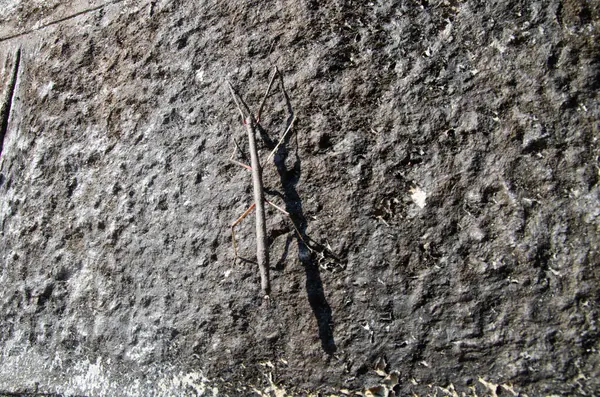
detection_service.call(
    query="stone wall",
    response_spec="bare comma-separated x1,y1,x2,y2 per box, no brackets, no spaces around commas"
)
0,0,598,395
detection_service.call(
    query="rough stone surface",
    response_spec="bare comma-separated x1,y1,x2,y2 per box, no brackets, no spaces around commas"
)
0,0,599,396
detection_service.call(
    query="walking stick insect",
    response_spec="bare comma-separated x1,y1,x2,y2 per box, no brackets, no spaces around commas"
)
227,68,310,301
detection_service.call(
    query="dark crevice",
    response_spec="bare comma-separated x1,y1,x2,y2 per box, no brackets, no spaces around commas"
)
0,47,21,158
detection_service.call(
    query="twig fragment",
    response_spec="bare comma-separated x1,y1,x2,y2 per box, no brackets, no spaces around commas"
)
227,81,271,296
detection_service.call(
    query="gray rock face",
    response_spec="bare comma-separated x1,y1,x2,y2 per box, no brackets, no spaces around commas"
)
1,0,599,395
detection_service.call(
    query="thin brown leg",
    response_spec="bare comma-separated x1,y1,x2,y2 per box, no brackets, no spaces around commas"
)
229,137,252,171
265,199,315,254
229,158,252,171
257,68,279,122
231,203,256,259
264,114,296,165
227,80,249,122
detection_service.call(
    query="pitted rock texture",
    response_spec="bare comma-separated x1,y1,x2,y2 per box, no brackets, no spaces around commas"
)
0,0,599,396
